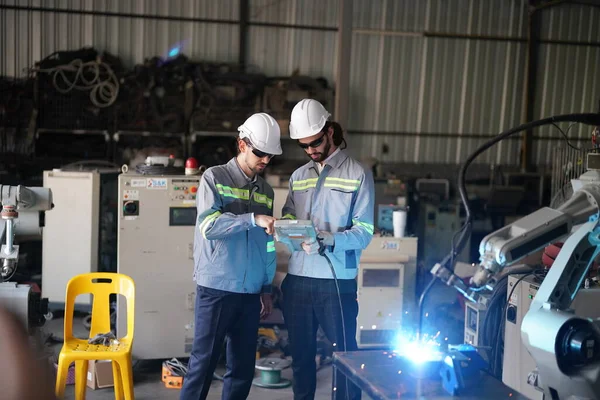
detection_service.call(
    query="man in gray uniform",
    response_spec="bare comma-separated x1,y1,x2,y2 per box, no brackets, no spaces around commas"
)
281,99,375,400
180,112,282,400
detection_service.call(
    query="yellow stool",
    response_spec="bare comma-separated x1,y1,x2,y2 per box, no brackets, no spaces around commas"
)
55,273,135,400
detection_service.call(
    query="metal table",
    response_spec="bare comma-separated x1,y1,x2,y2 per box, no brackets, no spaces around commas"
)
332,350,529,399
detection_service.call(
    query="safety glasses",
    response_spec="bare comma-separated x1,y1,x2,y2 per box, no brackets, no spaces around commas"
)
245,140,274,159
298,132,326,149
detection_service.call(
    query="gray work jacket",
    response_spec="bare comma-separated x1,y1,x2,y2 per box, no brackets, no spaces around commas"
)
193,158,276,294
282,149,375,280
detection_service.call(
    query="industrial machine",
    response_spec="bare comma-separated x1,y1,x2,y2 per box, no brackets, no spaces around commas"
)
503,274,600,399
0,184,53,330
116,172,201,359
42,167,119,313
428,113,600,399
356,236,418,348
418,201,471,269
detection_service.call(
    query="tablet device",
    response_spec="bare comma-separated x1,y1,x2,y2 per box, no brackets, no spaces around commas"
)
273,220,318,253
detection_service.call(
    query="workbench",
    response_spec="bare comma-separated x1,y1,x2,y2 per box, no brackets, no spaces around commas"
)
332,350,529,399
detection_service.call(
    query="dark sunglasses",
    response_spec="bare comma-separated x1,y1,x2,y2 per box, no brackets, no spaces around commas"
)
298,132,327,149
244,140,274,159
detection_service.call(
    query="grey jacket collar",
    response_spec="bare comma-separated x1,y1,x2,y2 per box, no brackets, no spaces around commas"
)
227,157,257,188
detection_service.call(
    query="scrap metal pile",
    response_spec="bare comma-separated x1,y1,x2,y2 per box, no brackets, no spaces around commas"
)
0,47,334,162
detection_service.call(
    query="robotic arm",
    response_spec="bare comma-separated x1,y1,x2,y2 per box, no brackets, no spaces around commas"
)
459,172,600,398
426,113,600,398
430,171,600,302
0,185,53,331
0,185,53,280
471,171,600,288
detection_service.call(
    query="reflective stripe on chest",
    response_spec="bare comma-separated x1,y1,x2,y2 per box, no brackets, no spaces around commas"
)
216,184,273,209
292,177,360,192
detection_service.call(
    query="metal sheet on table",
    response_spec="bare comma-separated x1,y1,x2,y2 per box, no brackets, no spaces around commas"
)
332,350,529,400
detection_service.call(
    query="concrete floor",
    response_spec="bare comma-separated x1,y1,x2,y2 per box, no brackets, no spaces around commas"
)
44,316,337,400
59,364,334,400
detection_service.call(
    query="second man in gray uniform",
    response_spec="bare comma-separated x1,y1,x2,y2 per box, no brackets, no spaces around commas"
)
281,99,375,400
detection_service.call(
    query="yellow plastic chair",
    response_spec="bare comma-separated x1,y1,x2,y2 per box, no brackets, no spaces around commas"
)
55,273,135,400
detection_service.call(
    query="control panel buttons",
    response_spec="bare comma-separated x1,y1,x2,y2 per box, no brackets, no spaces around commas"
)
171,180,200,202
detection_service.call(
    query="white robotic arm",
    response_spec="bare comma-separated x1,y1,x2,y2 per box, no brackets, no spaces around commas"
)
472,176,600,287
0,185,53,331
0,185,53,280
462,160,600,398
429,176,600,304
424,113,600,399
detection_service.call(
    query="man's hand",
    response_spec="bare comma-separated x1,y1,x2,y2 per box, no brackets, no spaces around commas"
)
317,231,335,247
260,293,273,319
301,240,320,255
255,215,276,235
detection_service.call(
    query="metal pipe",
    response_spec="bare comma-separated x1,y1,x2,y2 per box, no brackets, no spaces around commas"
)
0,4,238,25
249,21,337,32
521,2,540,172
239,0,249,69
353,29,422,37
345,129,587,141
4,219,13,255
354,30,600,47
0,5,339,32
424,31,526,43
334,0,353,127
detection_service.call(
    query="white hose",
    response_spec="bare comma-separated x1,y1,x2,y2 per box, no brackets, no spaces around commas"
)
36,59,120,108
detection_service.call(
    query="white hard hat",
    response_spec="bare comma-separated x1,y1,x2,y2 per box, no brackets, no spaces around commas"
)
289,99,331,140
237,113,283,155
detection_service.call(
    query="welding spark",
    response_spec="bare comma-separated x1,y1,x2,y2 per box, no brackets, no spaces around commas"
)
393,331,444,364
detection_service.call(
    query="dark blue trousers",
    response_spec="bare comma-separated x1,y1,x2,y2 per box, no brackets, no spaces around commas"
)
180,285,261,400
281,274,361,400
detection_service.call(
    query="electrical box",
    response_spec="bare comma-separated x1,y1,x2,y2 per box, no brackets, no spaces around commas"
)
463,297,489,347
42,169,119,311
502,275,600,399
116,172,201,360
356,236,418,348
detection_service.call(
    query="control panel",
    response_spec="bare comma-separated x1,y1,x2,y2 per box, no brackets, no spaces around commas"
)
170,179,199,202
120,176,200,221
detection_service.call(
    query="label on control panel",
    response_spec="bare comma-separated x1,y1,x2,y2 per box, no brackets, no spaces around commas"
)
123,190,139,200
131,179,146,187
381,241,399,251
147,178,168,190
